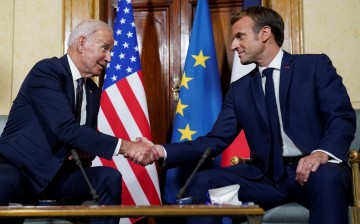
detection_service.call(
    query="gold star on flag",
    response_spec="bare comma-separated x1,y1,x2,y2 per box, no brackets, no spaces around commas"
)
180,71,193,89
176,99,188,116
192,50,210,68
178,123,197,141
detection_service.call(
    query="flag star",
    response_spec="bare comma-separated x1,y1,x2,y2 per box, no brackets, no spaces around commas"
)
130,56,136,62
180,72,193,89
126,66,133,73
176,99,188,116
106,63,110,68
110,51,114,57
111,75,118,82
178,124,197,141
102,0,142,90
192,50,210,68
126,31,133,38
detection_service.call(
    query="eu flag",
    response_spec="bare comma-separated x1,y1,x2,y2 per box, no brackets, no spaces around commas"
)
163,0,222,204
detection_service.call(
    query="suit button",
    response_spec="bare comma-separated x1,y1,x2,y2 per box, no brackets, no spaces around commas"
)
265,137,270,143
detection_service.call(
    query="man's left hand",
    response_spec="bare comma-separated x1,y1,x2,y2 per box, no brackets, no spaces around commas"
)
295,151,329,185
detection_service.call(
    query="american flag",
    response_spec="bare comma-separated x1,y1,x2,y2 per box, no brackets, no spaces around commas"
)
93,0,161,222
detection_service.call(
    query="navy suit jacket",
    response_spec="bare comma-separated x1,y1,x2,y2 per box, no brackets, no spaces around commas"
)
0,55,118,193
164,51,356,179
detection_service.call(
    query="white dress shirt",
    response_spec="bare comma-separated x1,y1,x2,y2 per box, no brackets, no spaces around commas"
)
67,55,121,156
259,50,341,163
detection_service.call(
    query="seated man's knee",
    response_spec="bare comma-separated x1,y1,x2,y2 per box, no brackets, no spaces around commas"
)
97,166,122,203
308,163,351,191
0,163,24,204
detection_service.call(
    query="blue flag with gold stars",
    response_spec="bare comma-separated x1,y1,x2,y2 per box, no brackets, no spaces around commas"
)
163,0,222,204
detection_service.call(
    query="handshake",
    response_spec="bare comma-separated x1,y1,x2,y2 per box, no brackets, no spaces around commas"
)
121,137,164,166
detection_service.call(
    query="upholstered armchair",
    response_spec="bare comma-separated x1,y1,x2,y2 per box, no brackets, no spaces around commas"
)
233,150,360,224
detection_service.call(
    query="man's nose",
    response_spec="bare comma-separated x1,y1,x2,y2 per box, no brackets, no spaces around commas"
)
105,51,111,62
231,39,239,52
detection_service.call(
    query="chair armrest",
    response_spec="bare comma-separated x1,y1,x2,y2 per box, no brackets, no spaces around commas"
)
349,150,360,207
230,156,252,165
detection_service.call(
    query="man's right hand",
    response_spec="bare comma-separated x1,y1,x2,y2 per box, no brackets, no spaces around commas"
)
129,137,165,164
120,139,158,166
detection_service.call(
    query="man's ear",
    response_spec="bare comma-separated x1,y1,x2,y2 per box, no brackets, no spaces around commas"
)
259,26,272,42
77,36,86,53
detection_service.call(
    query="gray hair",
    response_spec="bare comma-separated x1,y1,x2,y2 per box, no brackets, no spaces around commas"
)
67,19,113,47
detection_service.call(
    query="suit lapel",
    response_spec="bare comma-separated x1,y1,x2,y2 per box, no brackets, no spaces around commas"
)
60,55,77,114
251,70,270,126
85,81,92,125
279,51,294,123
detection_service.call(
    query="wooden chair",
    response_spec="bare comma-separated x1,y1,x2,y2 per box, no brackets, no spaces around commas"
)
348,150,360,223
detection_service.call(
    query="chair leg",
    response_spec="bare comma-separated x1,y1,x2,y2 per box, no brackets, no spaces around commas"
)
349,150,360,224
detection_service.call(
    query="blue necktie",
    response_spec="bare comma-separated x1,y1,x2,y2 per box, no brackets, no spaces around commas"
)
263,68,284,181
76,78,84,123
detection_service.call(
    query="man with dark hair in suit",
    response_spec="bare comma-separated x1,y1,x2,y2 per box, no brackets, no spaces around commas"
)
0,19,157,224
135,6,356,224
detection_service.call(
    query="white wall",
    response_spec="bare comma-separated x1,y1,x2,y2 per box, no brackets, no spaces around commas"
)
0,0,63,114
303,0,360,108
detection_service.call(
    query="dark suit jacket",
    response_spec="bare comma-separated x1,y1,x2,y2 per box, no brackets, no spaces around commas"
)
164,51,356,179
0,55,118,193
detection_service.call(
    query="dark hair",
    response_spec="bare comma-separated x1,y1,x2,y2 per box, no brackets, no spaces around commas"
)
231,7,284,47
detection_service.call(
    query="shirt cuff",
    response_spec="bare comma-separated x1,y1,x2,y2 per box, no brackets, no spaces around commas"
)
312,149,342,164
162,145,168,160
114,139,122,156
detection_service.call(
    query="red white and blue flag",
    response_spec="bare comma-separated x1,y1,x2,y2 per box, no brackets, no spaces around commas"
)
94,0,161,223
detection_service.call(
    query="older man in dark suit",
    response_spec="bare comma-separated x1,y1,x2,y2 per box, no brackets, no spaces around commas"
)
0,19,157,224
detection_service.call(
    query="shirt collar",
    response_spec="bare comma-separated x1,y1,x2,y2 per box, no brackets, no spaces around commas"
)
258,49,284,75
67,54,82,82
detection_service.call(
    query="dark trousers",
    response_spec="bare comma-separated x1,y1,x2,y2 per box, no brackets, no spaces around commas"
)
185,162,351,224
0,155,122,224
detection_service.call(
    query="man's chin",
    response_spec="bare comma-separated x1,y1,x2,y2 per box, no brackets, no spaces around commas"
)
239,58,254,65
93,69,104,76
240,60,250,65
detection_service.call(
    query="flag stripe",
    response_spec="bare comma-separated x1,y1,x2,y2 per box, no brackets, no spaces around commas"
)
105,81,141,140
116,74,151,139
112,157,149,204
99,89,160,204
113,157,161,204
99,91,129,139
127,71,150,123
